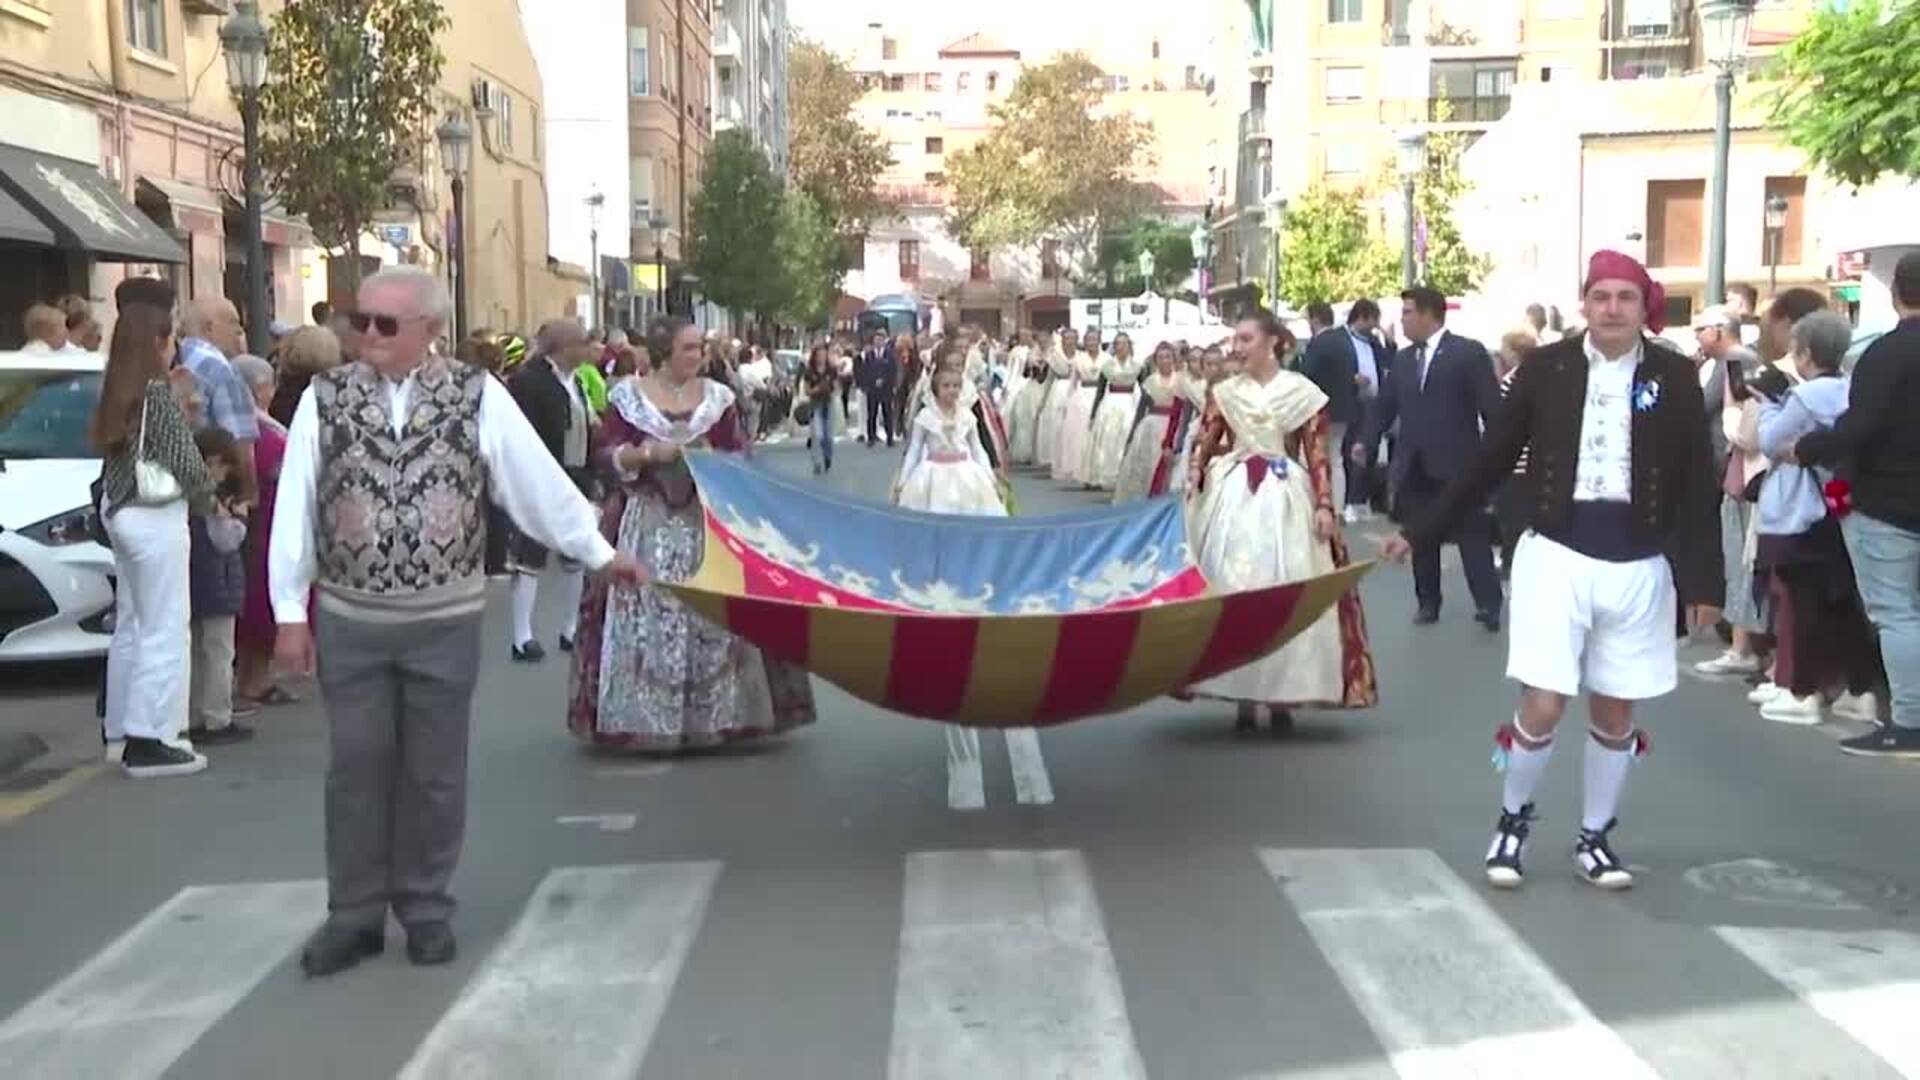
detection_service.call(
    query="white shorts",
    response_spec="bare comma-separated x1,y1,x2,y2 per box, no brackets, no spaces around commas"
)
1506,532,1677,700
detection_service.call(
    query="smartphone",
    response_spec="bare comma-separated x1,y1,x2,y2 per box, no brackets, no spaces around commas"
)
1725,355,1749,401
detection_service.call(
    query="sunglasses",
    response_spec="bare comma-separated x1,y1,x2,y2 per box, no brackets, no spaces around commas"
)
347,312,415,337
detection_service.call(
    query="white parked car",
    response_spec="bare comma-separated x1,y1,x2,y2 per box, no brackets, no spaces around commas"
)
0,350,113,662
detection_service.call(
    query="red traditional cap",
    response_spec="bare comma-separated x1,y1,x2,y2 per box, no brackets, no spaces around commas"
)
1583,249,1666,333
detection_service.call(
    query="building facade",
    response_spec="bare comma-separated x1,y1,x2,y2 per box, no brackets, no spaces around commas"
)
711,0,789,178
627,0,713,322
0,0,313,345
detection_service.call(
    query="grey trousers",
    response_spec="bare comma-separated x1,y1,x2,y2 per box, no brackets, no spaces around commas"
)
314,607,482,931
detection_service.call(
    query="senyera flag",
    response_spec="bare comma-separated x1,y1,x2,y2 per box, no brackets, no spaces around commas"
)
661,453,1372,729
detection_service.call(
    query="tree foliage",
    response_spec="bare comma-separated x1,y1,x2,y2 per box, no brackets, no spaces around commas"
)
1409,114,1492,296
1093,218,1199,296
1771,0,1920,188
946,53,1155,263
770,190,842,327
787,39,894,237
687,130,787,319
1277,186,1397,307
254,0,448,285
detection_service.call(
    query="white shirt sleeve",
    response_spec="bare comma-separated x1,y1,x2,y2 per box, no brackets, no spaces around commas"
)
268,387,321,625
478,378,616,571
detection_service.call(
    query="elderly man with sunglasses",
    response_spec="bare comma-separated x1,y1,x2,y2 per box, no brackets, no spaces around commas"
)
269,267,649,978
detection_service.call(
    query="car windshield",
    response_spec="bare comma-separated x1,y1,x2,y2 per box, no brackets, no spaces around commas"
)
0,369,103,460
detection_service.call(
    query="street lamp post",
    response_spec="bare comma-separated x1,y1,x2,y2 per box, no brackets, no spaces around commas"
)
435,114,473,342
1189,220,1211,315
1395,128,1427,291
1702,0,1756,310
219,1,271,355
647,210,670,318
586,191,605,331
1764,192,1788,296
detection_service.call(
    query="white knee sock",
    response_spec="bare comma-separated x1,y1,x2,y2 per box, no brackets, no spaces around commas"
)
1501,714,1555,814
1582,730,1636,831
557,569,584,638
511,574,538,647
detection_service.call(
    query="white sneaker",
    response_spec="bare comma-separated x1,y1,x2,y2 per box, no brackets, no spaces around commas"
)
1696,651,1763,676
1760,694,1824,726
1342,506,1361,524
1832,692,1879,723
1746,682,1784,706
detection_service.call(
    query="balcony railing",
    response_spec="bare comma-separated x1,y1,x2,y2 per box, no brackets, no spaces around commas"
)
1603,0,1695,46
1428,94,1510,124
1239,107,1269,146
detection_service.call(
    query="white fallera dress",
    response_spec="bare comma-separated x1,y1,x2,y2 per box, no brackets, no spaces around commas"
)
1186,371,1344,705
1005,346,1048,464
1112,370,1185,502
1033,348,1075,469
1052,350,1104,485
1086,353,1142,489
895,403,1007,517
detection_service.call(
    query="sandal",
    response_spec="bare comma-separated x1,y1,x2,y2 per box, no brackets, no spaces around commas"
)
257,684,301,706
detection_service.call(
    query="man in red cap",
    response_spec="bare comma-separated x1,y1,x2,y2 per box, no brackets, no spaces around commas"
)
1383,250,1722,891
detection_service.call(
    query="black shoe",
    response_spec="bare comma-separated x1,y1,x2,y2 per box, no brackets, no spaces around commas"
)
301,925,384,978
1413,609,1440,626
1484,803,1535,888
1574,819,1634,890
511,641,546,662
120,737,208,778
1268,708,1295,735
1475,610,1502,633
1839,724,1920,759
405,921,457,966
188,721,255,747
558,633,575,653
1234,703,1258,734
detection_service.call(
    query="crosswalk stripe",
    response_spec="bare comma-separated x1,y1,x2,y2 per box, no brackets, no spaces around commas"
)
1714,925,1920,1076
890,850,1147,1079
1003,728,1055,806
0,879,325,1079
1259,849,1657,1079
398,862,721,1080
944,727,985,811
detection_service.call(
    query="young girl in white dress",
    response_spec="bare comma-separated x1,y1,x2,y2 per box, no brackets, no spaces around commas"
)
1005,331,1049,464
1034,328,1076,470
893,365,1008,517
1053,333,1105,486
1113,342,1185,502
1086,332,1142,489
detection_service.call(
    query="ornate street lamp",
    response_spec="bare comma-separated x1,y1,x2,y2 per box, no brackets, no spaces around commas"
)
1395,128,1427,290
1701,0,1756,308
586,190,605,331
1765,191,1789,295
220,1,271,354
435,114,473,341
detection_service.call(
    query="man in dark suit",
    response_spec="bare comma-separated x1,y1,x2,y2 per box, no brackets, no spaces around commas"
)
856,330,897,447
1362,286,1503,630
506,319,596,661
1303,298,1392,520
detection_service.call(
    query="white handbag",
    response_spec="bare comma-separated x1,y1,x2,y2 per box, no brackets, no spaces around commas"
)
132,396,182,505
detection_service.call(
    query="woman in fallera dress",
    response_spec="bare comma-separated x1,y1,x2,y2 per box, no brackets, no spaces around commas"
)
1184,311,1377,733
893,364,1009,517
1113,342,1185,502
1034,328,1076,470
567,318,816,751
1152,344,1224,498
1086,332,1142,490
1005,330,1050,464
1054,331,1105,486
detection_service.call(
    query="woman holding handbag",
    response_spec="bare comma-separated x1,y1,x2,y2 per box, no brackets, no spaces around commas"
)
91,304,214,778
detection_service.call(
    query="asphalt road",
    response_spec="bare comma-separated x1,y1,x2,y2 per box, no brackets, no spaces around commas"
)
1,431,1917,1079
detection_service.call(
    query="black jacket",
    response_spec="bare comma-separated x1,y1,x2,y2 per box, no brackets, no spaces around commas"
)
1798,315,1920,532
1364,328,1499,489
857,345,897,393
1302,326,1387,426
1409,333,1724,607
507,355,574,465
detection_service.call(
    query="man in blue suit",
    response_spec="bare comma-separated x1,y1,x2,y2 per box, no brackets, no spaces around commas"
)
856,330,897,447
1361,286,1504,630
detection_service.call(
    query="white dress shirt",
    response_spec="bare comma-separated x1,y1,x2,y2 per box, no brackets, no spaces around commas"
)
1572,336,1639,503
1347,329,1379,393
270,369,615,624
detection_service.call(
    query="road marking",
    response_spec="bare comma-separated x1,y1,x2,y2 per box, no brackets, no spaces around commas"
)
944,726,984,811
1002,728,1055,806
399,862,721,1080
592,763,673,779
555,813,638,831
0,764,105,825
1714,925,1920,1076
1259,848,1656,1079
0,879,324,1078
890,850,1146,1080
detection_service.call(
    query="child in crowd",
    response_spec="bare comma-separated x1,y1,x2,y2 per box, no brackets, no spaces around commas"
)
188,428,255,745
893,366,1007,517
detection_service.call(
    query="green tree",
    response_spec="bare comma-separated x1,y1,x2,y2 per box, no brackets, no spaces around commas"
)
1092,218,1199,296
1277,186,1397,307
1410,114,1492,295
770,190,841,327
686,130,787,320
254,0,448,289
1771,0,1920,187
947,53,1155,266
787,39,893,237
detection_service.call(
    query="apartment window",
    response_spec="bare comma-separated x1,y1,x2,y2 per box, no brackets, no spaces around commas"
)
631,155,656,221
843,233,866,271
881,36,898,61
1645,178,1705,269
125,0,165,55
629,28,651,96
925,72,942,91
986,71,999,92
925,136,944,154
1324,142,1365,177
957,71,972,92
497,92,515,153
924,171,946,185
1327,0,1363,24
1621,0,1673,38
889,140,914,162
899,239,920,282
1763,175,1807,266
1430,60,1515,122
970,248,990,281
1323,66,1365,103
886,75,905,92
1152,39,1162,60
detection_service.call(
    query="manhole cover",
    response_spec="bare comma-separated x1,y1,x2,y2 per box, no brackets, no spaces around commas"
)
1685,857,1915,915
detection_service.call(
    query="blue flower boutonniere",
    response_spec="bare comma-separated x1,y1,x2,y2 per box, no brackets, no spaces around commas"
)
1632,378,1662,413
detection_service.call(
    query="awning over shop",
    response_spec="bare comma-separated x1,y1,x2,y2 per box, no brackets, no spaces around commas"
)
0,183,54,246
137,175,224,236
0,145,184,263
